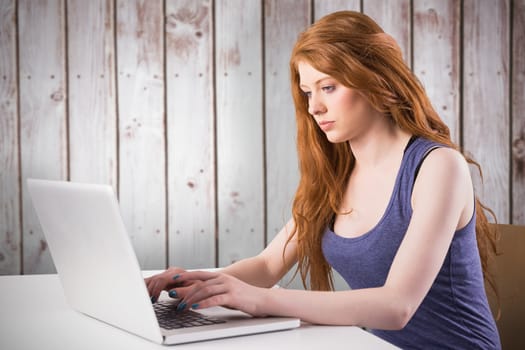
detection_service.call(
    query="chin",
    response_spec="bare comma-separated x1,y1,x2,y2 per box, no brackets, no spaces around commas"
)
325,134,348,144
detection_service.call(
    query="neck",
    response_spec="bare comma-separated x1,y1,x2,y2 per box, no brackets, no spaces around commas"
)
348,118,412,170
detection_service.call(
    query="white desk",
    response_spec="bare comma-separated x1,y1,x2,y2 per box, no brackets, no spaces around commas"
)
0,274,399,350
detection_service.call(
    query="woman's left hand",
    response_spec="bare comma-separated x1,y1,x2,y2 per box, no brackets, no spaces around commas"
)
170,271,268,317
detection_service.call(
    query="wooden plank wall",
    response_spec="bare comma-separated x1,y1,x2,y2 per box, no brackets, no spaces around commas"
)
0,0,523,275
18,0,68,274
464,0,510,224
166,0,215,269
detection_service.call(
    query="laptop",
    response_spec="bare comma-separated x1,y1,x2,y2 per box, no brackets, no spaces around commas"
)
27,178,300,345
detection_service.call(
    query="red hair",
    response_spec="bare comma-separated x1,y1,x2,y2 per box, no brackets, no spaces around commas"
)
286,11,497,294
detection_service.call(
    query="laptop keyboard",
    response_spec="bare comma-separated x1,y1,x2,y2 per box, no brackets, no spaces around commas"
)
154,300,226,330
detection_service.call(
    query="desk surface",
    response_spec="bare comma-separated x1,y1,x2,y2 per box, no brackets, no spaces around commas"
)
0,274,398,350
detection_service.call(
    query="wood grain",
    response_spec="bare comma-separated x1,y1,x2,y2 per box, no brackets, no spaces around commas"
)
0,0,21,274
215,0,264,266
264,0,309,244
18,0,67,273
314,0,361,20
264,0,308,290
463,0,510,223
67,0,117,188
1,0,523,274
116,0,166,269
363,0,411,67
413,0,460,143
166,0,215,268
512,0,525,224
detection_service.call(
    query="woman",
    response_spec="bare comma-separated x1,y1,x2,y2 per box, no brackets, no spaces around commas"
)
146,11,500,349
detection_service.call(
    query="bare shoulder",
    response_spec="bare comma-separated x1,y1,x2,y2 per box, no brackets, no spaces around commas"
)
420,147,469,178
412,146,473,209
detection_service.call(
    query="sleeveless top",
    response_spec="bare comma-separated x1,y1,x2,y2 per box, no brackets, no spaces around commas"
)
321,137,501,349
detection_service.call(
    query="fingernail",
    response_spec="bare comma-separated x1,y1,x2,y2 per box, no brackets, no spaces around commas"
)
150,296,157,303
176,301,187,311
191,303,199,310
173,274,180,280
168,290,177,298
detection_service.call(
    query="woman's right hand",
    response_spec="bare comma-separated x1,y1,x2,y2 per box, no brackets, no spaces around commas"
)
144,267,188,303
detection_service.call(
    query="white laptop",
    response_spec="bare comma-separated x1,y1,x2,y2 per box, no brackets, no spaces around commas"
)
27,178,300,345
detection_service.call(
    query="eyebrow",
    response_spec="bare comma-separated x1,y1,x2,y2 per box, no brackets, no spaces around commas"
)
299,76,333,90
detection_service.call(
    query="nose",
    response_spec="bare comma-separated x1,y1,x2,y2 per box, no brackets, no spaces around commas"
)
307,93,326,116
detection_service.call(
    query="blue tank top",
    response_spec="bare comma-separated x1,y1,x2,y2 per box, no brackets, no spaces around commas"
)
321,137,501,349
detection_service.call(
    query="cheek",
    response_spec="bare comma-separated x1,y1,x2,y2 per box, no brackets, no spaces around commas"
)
335,91,363,113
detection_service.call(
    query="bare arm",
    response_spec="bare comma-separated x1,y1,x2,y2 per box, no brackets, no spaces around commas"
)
176,148,474,330
145,219,298,299
258,148,474,328
221,219,298,288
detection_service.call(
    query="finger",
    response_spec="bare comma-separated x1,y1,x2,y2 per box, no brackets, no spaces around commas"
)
186,293,230,312
174,270,221,282
168,288,178,299
167,284,193,299
145,268,203,304
145,277,158,299
150,280,163,303
144,268,179,296
147,275,183,302
177,279,228,311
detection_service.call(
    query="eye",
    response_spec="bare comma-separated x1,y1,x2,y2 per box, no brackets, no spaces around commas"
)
301,90,312,98
322,85,335,93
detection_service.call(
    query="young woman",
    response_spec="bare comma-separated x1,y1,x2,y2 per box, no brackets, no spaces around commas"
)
146,11,500,349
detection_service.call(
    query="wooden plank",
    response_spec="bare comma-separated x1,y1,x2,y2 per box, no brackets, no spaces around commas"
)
314,0,361,20
165,0,215,269
363,0,411,67
116,0,166,269
0,0,21,274
216,0,264,266
512,0,525,225
413,1,460,143
264,0,309,244
264,0,306,290
18,0,67,273
67,0,117,188
463,0,510,223
265,0,352,291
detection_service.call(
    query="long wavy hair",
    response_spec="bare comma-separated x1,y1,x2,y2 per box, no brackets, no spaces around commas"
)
286,11,498,295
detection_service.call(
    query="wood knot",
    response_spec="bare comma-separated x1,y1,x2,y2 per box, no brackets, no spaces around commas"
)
50,90,64,102
513,137,525,161
166,14,177,28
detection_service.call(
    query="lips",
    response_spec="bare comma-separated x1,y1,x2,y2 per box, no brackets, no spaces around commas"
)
318,120,334,131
